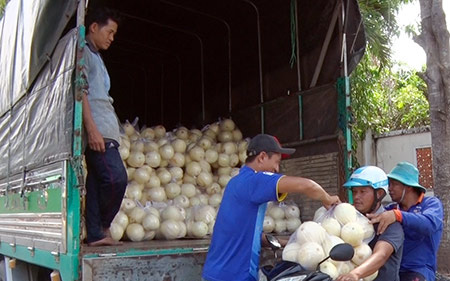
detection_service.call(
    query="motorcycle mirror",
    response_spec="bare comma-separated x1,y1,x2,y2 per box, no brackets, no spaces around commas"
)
266,234,281,250
317,243,354,268
329,243,354,261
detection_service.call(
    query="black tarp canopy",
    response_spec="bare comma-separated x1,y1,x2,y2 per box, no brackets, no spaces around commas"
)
0,0,365,179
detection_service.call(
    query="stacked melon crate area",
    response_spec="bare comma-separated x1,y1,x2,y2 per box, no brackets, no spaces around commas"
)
85,117,303,243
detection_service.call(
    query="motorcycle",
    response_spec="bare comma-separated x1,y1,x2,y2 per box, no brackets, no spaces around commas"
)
260,234,354,281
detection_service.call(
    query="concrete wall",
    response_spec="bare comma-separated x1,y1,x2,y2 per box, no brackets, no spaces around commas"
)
357,127,430,171
375,130,431,173
356,127,433,199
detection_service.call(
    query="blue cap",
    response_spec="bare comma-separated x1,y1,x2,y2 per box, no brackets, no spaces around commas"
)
387,162,426,192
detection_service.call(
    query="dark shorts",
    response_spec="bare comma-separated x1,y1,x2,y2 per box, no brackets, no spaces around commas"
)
400,271,426,281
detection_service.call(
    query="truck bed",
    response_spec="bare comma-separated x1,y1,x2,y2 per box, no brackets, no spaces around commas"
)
81,238,210,256
80,239,210,281
79,238,281,281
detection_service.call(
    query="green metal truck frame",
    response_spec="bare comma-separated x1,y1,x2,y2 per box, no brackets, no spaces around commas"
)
0,0,359,280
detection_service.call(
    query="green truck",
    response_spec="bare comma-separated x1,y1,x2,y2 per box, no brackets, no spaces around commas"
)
0,0,365,280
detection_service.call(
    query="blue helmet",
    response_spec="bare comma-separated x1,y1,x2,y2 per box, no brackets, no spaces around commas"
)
344,166,389,194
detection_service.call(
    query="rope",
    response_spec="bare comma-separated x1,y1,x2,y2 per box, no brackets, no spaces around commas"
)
350,18,363,54
290,0,297,68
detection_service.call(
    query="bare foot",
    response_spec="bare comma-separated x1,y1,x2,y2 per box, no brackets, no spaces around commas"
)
87,237,123,247
103,228,111,238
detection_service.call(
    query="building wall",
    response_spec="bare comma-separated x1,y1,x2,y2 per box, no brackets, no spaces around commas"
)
280,152,340,222
356,127,433,197
375,130,431,174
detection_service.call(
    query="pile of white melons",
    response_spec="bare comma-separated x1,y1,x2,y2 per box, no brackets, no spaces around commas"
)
282,203,378,281
263,202,302,234
109,118,248,241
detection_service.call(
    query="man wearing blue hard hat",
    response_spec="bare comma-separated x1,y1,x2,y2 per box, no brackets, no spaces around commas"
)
336,166,404,281
368,162,444,281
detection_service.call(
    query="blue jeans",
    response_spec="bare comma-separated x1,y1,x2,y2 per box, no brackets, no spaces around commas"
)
85,140,127,243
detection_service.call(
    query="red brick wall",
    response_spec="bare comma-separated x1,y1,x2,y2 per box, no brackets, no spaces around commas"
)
416,147,433,189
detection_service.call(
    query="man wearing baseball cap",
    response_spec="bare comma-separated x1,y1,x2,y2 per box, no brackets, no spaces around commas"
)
202,134,341,281
367,162,443,281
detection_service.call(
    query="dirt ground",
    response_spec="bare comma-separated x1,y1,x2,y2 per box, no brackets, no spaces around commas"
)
437,273,450,281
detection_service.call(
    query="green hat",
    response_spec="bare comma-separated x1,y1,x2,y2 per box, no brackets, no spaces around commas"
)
387,162,426,192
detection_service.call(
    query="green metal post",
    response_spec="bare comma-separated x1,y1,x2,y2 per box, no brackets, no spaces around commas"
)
337,76,353,203
61,163,81,281
59,1,87,279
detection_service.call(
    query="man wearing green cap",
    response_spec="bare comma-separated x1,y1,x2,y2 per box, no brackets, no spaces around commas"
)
367,161,443,281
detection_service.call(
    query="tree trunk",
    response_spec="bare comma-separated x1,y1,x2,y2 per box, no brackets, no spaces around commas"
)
417,0,450,275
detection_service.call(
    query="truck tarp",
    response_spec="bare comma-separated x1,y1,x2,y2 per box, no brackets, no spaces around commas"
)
0,0,365,180
0,0,77,179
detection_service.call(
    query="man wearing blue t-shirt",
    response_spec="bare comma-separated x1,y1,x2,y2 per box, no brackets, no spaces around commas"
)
368,162,444,281
202,134,341,281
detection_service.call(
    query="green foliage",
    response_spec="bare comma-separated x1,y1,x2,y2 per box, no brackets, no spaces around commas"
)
357,0,411,67
349,0,429,163
0,0,6,19
350,54,429,141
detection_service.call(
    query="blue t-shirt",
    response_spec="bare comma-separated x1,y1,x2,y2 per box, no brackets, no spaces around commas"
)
202,166,285,281
385,196,443,281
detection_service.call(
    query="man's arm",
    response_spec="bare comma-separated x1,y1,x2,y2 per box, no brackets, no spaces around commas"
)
277,176,340,208
367,198,443,235
400,198,443,235
82,94,105,152
336,241,394,281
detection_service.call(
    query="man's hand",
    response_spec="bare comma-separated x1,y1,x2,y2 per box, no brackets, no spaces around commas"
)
87,129,106,152
322,195,341,209
366,210,396,234
82,94,105,152
336,272,359,281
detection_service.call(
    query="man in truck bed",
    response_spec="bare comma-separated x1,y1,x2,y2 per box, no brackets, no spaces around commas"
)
82,7,127,247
